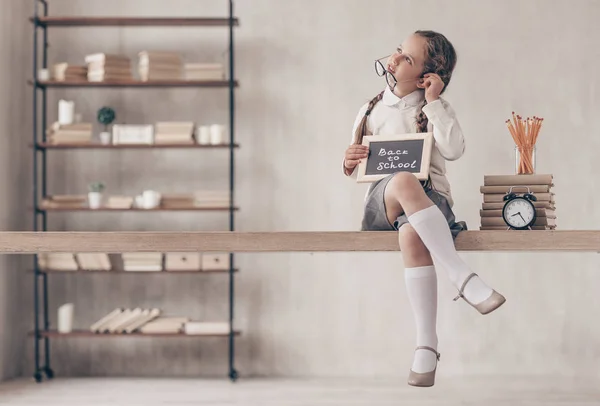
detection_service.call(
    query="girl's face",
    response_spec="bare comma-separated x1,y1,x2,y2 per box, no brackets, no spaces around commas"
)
386,34,427,96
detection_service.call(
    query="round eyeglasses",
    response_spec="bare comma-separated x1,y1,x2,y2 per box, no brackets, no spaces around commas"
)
374,55,397,91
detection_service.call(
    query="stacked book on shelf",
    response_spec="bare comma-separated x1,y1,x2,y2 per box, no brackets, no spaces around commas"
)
75,253,111,271
183,63,225,81
46,122,93,144
122,253,163,272
480,174,556,230
37,253,78,271
40,195,87,210
154,121,195,144
89,307,230,335
85,53,133,82
37,252,229,272
52,63,87,82
138,51,182,81
160,190,230,209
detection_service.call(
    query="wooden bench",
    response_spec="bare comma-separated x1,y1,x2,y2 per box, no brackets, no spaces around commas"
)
0,230,597,253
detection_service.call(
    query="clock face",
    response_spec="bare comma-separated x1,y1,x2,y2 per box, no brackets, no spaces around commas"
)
503,198,536,229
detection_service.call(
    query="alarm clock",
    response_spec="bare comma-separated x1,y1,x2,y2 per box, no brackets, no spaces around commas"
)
502,186,537,230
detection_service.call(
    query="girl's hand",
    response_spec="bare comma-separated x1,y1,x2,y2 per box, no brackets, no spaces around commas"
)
418,73,444,103
344,145,369,170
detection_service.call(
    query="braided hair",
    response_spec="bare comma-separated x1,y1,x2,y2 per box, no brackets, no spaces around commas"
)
413,30,457,133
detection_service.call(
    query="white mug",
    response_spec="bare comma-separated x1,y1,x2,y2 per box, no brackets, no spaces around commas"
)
38,69,50,81
197,126,211,145
58,303,74,333
142,190,161,209
210,124,225,145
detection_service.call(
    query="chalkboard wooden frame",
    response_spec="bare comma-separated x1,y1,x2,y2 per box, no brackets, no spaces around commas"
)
356,133,434,183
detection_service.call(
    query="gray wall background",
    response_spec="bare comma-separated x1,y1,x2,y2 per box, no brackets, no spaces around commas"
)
0,0,33,381
5,0,600,380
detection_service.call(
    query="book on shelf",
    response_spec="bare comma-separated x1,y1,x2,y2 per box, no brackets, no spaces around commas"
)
53,63,87,82
479,173,557,230
154,121,195,144
107,196,134,209
38,253,78,271
75,253,111,271
183,63,225,81
85,53,133,82
46,122,93,144
483,192,554,203
122,252,163,272
138,51,182,81
112,124,154,145
184,321,230,335
483,174,554,187
139,317,189,334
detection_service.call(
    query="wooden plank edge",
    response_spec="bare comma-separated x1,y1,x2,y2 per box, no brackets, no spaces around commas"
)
30,330,241,338
1,230,600,253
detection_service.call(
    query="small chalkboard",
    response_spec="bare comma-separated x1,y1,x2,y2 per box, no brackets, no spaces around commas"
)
356,133,433,183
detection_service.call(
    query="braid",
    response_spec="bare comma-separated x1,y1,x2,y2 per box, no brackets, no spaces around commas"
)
415,100,429,133
353,91,384,145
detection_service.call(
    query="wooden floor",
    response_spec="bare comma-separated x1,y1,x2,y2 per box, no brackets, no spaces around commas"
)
0,377,599,405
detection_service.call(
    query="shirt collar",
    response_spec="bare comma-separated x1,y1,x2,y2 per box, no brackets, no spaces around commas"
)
381,86,425,108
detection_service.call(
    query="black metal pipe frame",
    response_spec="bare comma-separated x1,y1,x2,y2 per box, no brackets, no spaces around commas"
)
32,0,41,383
227,0,238,382
40,0,52,380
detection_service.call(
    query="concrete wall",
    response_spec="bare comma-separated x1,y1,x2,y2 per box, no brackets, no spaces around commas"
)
0,0,33,382
27,0,600,379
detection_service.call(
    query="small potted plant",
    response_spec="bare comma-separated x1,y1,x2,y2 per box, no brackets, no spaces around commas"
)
88,181,105,209
97,107,116,145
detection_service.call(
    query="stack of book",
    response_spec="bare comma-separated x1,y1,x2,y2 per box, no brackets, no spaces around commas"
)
53,63,87,81
154,121,195,144
138,51,182,81
139,317,189,334
183,63,225,81
121,253,163,272
184,321,230,335
194,190,230,208
480,174,556,230
160,193,195,209
40,195,87,210
75,253,111,271
84,53,132,82
37,253,78,271
46,122,93,144
90,308,162,334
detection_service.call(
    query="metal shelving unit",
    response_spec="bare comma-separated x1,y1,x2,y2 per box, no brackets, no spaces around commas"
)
30,0,239,383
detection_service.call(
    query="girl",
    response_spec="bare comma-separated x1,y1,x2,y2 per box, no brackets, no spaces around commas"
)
342,30,506,387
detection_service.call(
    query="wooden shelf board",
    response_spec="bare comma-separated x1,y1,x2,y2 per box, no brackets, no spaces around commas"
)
1,230,599,254
38,268,238,274
31,330,241,338
31,16,239,27
38,206,237,212
30,79,238,88
36,142,239,150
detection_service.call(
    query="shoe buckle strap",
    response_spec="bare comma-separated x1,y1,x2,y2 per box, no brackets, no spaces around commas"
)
415,346,440,361
453,272,478,302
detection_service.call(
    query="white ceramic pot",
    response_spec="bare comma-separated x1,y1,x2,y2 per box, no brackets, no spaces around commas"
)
88,192,103,209
99,131,111,145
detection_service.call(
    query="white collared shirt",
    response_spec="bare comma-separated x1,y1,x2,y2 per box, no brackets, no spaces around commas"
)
344,87,465,207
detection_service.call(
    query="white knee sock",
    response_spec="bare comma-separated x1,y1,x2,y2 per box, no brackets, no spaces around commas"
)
408,205,494,305
405,265,438,373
